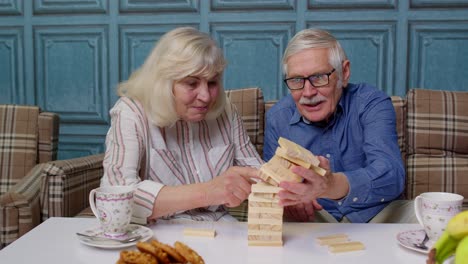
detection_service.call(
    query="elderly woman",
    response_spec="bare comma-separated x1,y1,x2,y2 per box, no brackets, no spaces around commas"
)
101,27,263,223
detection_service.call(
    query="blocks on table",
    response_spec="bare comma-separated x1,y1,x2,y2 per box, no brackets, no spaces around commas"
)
247,182,284,247
248,137,326,247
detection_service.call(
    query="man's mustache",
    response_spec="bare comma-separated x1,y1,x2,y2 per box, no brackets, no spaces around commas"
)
299,95,327,105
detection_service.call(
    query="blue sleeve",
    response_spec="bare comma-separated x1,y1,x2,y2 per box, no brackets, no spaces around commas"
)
336,94,405,217
263,108,280,162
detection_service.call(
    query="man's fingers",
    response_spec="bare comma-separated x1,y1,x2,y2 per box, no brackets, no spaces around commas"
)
278,181,308,195
311,199,323,210
317,156,330,170
290,165,317,182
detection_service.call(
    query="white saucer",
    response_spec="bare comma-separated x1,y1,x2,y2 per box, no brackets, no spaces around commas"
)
396,229,434,254
77,224,153,249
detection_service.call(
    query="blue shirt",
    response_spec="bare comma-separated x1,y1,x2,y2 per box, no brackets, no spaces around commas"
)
264,83,405,223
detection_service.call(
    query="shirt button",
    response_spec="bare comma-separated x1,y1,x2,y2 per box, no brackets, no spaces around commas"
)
381,198,385,202
338,202,342,206
326,153,331,158
352,197,358,202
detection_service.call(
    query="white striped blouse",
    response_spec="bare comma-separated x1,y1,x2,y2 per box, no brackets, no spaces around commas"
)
101,97,263,222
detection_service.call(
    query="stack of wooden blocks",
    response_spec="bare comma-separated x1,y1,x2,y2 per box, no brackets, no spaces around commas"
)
247,137,326,246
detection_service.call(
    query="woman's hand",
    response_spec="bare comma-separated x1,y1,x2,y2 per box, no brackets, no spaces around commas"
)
205,166,260,207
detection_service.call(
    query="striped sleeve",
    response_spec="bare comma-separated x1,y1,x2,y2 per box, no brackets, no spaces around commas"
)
101,98,163,219
227,102,264,168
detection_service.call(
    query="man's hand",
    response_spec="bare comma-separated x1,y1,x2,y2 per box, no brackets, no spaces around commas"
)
277,156,341,206
284,200,323,222
206,166,260,207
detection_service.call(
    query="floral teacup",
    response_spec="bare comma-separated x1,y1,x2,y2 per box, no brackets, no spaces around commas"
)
414,192,463,241
89,186,134,238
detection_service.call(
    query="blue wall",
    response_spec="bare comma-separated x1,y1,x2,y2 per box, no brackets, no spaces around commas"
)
1,0,468,159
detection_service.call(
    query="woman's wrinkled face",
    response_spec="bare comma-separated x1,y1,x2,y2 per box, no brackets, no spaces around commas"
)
173,75,220,122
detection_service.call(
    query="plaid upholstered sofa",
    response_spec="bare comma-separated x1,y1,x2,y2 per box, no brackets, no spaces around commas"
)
31,87,468,226
0,105,59,249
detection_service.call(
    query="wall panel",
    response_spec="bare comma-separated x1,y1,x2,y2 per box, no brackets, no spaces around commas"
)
33,0,108,14
34,26,109,124
409,22,468,90
0,28,23,104
212,23,294,100
119,0,199,13
0,0,22,15
309,0,396,9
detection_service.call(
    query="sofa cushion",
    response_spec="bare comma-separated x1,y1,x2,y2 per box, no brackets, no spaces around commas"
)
391,96,407,164
226,87,265,156
406,89,468,207
407,89,468,155
0,105,39,195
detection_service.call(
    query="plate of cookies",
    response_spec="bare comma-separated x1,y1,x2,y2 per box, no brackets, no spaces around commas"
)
77,224,153,249
117,239,204,264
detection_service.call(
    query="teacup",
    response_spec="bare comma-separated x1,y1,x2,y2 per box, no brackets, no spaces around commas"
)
89,186,134,238
414,192,463,241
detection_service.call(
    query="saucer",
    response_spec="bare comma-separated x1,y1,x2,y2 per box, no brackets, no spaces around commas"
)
396,229,434,254
77,224,153,249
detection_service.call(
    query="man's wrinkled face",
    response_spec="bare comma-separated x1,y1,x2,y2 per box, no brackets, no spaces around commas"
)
286,48,349,122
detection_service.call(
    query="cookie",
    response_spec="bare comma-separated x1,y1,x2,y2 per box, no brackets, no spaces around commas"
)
151,240,186,264
174,241,204,264
119,250,157,264
136,241,170,264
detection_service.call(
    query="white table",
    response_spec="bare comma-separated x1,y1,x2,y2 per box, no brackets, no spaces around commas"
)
0,217,428,263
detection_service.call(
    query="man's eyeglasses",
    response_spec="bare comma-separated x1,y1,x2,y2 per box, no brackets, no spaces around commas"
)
284,68,336,90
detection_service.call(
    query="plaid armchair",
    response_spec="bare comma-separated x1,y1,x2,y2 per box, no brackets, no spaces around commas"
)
0,105,59,248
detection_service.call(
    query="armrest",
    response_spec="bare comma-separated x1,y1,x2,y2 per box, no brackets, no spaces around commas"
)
39,153,104,221
0,164,44,249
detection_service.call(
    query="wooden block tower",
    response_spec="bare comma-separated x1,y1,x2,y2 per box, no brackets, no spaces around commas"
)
247,137,325,246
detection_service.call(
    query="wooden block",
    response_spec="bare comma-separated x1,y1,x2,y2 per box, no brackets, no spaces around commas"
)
259,161,302,184
275,147,312,169
316,233,348,242
247,218,283,225
270,155,293,169
248,212,283,220
248,193,280,203
248,229,282,236
248,240,283,247
252,193,275,199
248,224,282,232
311,165,327,177
249,201,272,208
278,137,320,166
248,206,284,214
317,237,349,246
248,234,282,241
328,241,365,253
183,228,216,238
251,182,282,194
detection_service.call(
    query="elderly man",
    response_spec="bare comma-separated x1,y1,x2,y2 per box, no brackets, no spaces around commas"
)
264,28,414,223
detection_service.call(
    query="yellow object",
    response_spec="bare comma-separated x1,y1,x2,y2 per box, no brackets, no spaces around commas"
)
328,241,365,253
433,210,468,264
447,210,468,240
455,236,468,264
